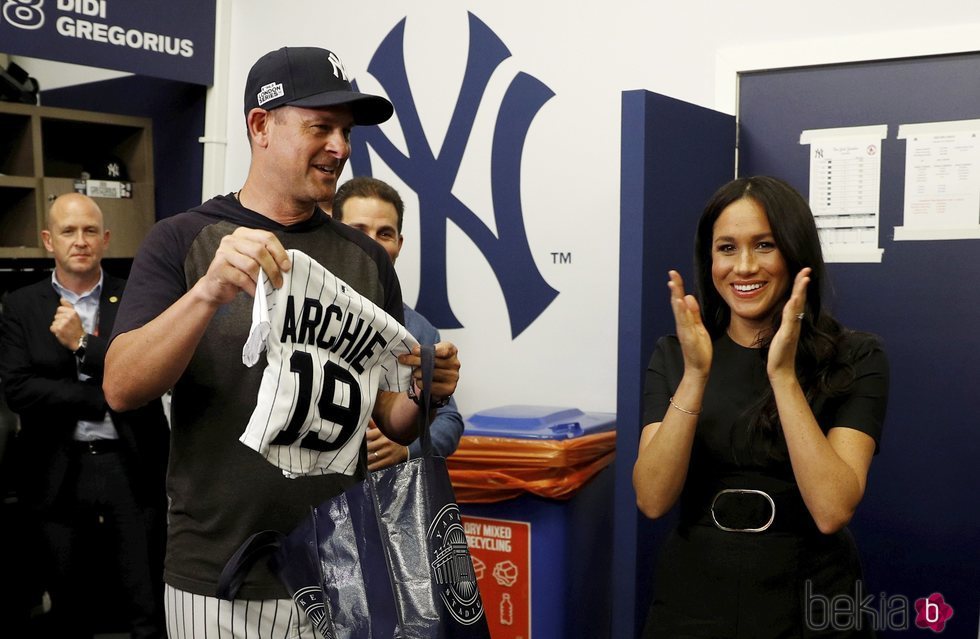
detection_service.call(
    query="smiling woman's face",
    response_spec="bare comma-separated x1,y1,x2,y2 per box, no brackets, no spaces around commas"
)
711,197,789,341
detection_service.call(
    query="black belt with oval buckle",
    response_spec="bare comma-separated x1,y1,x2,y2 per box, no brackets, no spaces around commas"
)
710,488,776,533
681,478,820,536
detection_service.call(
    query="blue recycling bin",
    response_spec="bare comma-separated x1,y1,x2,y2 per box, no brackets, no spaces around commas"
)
453,406,615,639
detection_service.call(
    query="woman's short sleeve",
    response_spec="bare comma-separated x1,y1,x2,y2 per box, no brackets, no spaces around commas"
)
642,336,684,427
828,333,890,449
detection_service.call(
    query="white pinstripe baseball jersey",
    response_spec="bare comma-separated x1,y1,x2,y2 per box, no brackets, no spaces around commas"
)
241,249,418,478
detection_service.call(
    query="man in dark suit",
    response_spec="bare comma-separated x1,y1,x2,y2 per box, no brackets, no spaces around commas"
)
0,193,169,638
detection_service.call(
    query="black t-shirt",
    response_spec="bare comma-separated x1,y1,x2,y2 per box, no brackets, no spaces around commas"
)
112,195,404,598
643,331,889,514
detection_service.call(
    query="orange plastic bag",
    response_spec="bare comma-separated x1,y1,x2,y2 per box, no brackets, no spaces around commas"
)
446,431,616,503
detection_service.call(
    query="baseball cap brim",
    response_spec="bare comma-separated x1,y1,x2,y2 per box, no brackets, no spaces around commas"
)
287,91,394,126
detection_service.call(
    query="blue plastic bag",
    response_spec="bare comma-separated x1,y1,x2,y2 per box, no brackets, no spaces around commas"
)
221,345,490,639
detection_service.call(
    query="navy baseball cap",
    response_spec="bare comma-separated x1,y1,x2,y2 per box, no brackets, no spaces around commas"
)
243,47,393,125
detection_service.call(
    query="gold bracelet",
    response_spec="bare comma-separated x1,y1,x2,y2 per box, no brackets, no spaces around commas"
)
669,396,701,416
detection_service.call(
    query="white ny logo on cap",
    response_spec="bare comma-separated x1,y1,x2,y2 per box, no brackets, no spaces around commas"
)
327,52,349,82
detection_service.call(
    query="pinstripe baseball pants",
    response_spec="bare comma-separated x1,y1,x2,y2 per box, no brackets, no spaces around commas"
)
164,584,323,639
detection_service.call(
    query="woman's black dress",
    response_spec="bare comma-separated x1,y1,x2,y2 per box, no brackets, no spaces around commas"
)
641,332,888,639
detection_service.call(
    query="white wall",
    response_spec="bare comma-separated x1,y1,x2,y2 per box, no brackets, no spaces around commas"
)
213,0,980,415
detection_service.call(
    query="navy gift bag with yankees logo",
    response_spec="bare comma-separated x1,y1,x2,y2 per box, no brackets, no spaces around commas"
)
219,345,490,639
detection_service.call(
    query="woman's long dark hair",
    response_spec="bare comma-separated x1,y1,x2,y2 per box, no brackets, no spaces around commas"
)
693,176,854,462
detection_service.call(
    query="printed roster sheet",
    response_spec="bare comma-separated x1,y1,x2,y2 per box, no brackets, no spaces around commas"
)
895,119,980,241
800,125,887,263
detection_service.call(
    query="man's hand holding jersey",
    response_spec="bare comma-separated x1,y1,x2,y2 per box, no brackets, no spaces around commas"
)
198,227,292,304
398,342,460,404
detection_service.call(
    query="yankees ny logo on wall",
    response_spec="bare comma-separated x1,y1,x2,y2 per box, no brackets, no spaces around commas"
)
350,12,559,339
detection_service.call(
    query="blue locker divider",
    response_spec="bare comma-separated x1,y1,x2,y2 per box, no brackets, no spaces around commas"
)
614,90,735,638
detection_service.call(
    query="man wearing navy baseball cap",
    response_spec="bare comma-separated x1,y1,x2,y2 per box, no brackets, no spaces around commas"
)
243,46,393,124
105,46,462,638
